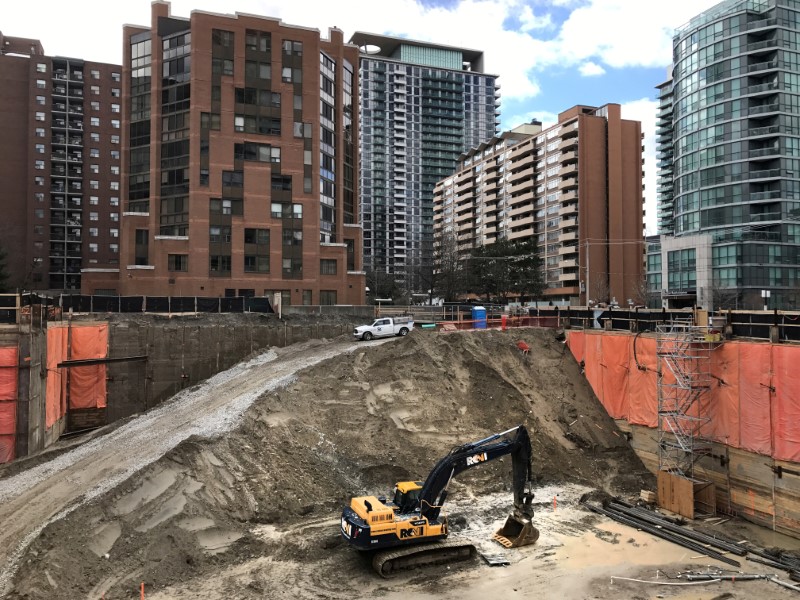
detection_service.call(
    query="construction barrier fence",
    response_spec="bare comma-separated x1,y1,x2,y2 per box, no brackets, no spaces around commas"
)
0,346,18,463
566,330,800,463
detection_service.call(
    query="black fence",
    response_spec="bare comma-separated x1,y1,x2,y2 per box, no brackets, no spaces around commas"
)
525,306,800,342
57,294,273,315
0,293,275,322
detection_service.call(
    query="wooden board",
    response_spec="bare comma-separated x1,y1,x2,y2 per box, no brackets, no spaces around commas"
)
658,471,697,519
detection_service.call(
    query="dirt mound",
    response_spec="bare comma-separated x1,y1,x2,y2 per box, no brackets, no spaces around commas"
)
7,328,653,599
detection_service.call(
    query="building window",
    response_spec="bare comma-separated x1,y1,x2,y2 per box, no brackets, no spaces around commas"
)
91,132,100,142
210,255,232,272
111,135,120,144
34,209,44,219
111,119,120,129
88,243,98,253
111,72,121,82
36,79,46,89
36,95,45,105
111,150,119,160
319,290,337,305
110,197,119,206
90,196,99,205
110,243,119,254
34,193,44,202
90,116,100,126
35,144,45,154
35,127,45,137
89,228,98,237
110,212,119,221
91,85,100,95
36,63,46,73
244,255,270,273
111,103,120,113
111,88,120,97
90,180,99,189
34,176,44,186
91,70,100,79
168,254,188,271
34,160,45,170
91,101,100,111
209,225,231,243
320,259,337,275
90,148,100,157
111,165,120,175
111,182,119,191
89,212,98,221
35,112,45,121
110,228,118,237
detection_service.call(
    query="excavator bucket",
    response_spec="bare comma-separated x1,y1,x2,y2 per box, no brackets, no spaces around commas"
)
492,514,540,548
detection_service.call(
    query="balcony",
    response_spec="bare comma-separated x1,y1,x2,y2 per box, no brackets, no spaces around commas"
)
559,231,577,243
561,177,578,191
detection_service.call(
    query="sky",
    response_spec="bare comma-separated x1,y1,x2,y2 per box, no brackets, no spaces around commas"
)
4,0,725,234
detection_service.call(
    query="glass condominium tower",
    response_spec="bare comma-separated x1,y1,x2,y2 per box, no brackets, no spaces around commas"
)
349,33,499,294
665,0,800,309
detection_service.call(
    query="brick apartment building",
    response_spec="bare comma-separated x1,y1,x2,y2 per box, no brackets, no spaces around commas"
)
81,1,365,305
0,32,122,292
433,104,644,305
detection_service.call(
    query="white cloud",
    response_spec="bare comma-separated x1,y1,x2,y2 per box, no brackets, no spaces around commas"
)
578,61,605,76
518,5,553,32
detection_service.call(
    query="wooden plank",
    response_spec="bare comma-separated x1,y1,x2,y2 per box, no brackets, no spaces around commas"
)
658,470,695,519
774,458,800,536
728,447,774,527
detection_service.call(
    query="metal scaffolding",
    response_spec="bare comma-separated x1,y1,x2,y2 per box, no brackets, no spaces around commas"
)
656,318,722,484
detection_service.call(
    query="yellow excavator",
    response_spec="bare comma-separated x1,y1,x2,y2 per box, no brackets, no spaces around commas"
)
340,425,539,576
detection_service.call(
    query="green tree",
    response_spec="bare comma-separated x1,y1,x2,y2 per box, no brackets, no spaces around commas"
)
468,239,543,303
0,245,9,293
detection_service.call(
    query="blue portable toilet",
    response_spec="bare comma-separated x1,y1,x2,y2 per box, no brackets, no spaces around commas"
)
472,306,487,329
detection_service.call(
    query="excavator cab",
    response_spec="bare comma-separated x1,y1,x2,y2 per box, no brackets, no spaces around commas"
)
392,481,423,513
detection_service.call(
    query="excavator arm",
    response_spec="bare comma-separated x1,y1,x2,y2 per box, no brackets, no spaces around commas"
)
417,425,534,522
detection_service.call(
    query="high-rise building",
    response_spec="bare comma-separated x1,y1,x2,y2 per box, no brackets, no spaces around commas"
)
349,32,499,297
657,0,800,310
433,105,644,306
81,2,365,305
0,32,122,292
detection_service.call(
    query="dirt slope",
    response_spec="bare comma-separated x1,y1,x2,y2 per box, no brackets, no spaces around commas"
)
2,328,654,599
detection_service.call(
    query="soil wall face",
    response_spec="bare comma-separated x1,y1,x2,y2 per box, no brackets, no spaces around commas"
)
103,315,359,421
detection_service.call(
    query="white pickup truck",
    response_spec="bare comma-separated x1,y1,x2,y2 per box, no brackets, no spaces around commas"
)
353,316,414,341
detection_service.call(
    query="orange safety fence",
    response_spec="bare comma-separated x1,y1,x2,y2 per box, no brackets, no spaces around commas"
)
737,343,771,455
773,345,800,462
566,330,800,463
45,327,68,429
0,346,18,463
627,336,658,428
68,324,108,410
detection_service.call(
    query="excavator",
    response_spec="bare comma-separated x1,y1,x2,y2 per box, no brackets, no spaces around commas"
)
340,425,539,576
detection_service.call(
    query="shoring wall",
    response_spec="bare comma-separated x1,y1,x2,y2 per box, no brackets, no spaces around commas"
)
567,329,800,536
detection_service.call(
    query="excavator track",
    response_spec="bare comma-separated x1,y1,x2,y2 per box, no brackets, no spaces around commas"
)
372,539,477,578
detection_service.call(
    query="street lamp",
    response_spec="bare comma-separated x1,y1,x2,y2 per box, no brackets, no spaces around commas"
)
761,289,771,312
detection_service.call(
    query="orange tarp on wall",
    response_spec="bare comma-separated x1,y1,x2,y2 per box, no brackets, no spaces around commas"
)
45,327,68,429
772,345,800,463
0,346,18,463
627,336,658,428
705,344,741,448
566,331,800,463
68,324,108,410
566,330,585,365
599,335,630,420
583,333,605,412
738,343,772,456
